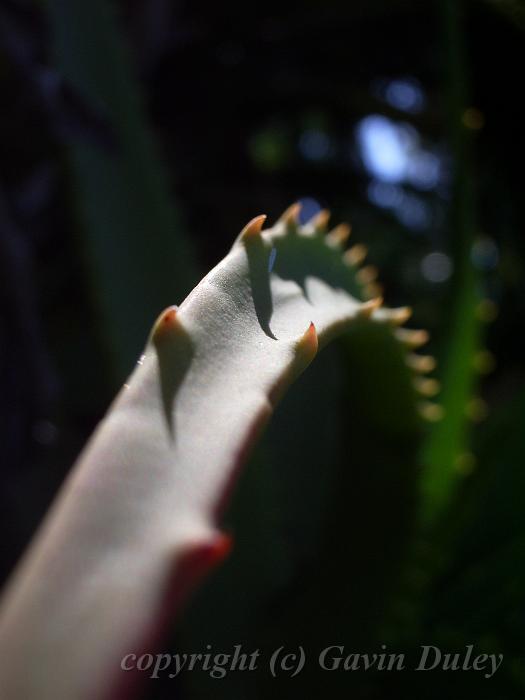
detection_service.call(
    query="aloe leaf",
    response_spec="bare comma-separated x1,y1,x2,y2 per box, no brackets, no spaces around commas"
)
0,208,431,700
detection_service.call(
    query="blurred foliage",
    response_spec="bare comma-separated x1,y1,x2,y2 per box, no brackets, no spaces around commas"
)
48,0,198,376
1,0,524,698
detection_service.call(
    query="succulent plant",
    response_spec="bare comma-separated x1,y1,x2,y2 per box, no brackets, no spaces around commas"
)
0,205,438,700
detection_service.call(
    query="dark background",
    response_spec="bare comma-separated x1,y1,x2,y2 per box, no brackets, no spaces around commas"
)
1,0,524,698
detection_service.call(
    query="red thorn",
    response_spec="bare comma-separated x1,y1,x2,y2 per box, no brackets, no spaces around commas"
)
181,532,233,584
152,305,182,342
311,209,331,230
240,214,266,241
205,532,233,566
300,321,318,356
278,202,301,225
163,307,178,324
134,531,234,665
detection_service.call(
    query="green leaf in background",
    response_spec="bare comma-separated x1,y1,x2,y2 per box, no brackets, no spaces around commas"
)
419,0,491,527
47,0,198,378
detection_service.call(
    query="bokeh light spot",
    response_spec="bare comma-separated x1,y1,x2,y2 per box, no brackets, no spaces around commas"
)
421,252,453,282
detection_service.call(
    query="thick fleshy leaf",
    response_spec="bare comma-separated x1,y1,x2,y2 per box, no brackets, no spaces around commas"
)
0,210,431,700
